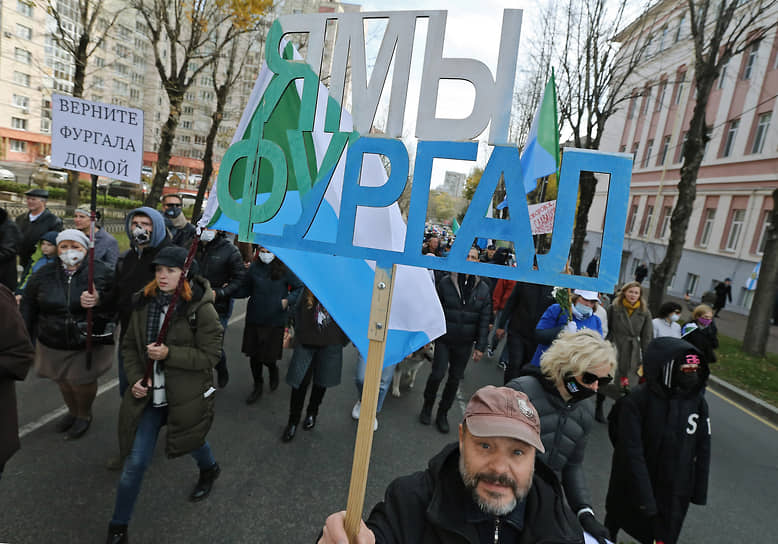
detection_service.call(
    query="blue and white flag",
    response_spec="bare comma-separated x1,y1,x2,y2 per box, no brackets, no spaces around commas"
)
199,52,446,367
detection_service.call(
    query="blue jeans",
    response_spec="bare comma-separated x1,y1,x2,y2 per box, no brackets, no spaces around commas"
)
111,404,216,525
354,355,394,413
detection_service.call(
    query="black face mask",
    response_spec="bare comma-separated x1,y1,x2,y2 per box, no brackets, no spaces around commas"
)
563,375,596,402
164,206,182,218
675,371,700,392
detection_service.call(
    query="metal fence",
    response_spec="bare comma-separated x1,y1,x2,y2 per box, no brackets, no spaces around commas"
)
2,201,129,234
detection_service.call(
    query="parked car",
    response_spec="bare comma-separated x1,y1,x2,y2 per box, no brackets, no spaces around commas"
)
106,180,146,200
0,167,16,182
30,166,68,186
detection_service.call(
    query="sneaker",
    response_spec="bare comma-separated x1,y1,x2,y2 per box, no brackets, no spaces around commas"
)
351,401,361,420
497,361,507,370
373,417,378,431
487,347,495,358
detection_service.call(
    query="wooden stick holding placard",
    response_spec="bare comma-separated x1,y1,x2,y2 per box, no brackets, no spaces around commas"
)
344,263,397,542
85,173,98,370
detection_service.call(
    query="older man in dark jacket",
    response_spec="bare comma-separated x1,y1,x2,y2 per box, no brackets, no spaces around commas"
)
421,247,492,433
319,387,586,544
15,188,62,269
0,284,34,481
196,229,246,388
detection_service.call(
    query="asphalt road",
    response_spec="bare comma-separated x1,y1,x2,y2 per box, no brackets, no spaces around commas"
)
1,302,777,543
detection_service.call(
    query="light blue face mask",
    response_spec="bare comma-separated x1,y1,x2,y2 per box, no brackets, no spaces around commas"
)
574,302,593,319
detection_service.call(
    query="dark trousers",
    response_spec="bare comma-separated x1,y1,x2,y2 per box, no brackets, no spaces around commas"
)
288,365,326,425
249,357,277,384
423,342,473,413
503,333,535,384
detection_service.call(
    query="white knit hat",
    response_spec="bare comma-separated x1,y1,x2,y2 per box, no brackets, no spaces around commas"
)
56,229,89,249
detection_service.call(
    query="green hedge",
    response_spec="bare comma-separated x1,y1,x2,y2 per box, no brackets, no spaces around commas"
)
0,180,142,209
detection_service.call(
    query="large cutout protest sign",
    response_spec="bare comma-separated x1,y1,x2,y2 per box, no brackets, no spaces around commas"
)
199,10,632,540
51,94,144,183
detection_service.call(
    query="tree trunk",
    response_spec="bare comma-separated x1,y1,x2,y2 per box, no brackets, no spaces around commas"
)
742,189,778,357
192,89,228,221
145,93,183,207
569,170,597,275
647,76,714,315
65,33,91,210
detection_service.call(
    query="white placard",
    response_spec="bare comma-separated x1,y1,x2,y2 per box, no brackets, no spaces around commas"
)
50,94,144,183
528,199,556,235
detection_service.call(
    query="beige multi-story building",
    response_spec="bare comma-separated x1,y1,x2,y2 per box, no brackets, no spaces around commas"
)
581,0,778,314
0,0,358,189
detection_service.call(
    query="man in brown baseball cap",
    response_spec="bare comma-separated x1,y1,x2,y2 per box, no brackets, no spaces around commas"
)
318,386,584,544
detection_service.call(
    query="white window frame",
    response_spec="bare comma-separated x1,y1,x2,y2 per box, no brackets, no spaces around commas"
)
11,117,28,130
10,139,27,152
659,135,671,165
743,41,759,80
628,204,639,234
642,140,654,168
723,119,739,157
752,113,771,154
725,209,746,251
719,58,729,89
660,205,672,238
16,23,32,40
685,273,699,296
675,73,685,105
700,208,715,247
641,205,654,237
757,210,771,254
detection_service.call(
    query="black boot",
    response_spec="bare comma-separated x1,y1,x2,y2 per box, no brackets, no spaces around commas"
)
268,363,279,391
303,414,316,430
595,393,606,423
189,463,220,502
419,399,434,425
54,413,76,433
435,409,450,434
215,359,229,389
64,416,92,440
245,381,263,405
106,524,128,544
282,423,297,442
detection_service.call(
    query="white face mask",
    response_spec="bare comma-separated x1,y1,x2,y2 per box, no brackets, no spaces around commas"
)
200,229,216,243
258,252,275,264
670,313,680,322
59,249,86,267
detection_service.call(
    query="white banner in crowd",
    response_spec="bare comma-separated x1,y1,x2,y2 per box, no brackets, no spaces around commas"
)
50,94,144,183
528,199,557,235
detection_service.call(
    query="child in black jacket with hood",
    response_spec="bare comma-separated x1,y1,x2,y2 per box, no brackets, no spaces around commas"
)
604,337,711,544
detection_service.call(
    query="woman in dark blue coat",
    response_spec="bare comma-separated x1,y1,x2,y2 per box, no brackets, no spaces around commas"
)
240,247,302,404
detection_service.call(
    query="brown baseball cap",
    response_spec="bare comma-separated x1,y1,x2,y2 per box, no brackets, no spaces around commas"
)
464,386,545,453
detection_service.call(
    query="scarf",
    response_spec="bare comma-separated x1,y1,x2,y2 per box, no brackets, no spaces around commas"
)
146,291,173,345
622,297,641,316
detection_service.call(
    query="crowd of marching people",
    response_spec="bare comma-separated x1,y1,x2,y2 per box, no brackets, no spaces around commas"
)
1,194,717,543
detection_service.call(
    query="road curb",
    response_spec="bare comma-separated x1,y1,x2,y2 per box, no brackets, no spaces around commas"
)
708,375,778,426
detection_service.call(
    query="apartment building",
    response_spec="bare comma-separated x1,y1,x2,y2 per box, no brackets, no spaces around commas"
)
582,0,778,314
0,0,357,187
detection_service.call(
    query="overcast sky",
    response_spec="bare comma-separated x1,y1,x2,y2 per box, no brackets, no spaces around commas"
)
353,1,538,187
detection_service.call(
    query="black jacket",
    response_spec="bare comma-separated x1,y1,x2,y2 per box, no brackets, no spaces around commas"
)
195,235,246,316
506,367,594,513
239,260,303,328
15,208,62,268
605,337,711,544
20,260,114,350
106,237,171,336
497,282,554,339
681,320,718,366
0,208,22,291
367,443,584,544
436,273,492,351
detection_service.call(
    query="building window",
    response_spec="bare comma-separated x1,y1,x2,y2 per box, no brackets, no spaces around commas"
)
660,205,673,238
656,81,667,111
627,94,637,119
757,210,771,254
725,209,746,251
658,26,669,52
17,0,33,16
15,47,32,64
627,203,639,233
674,71,686,105
130,88,141,100
752,113,771,154
685,273,699,296
659,135,671,165
619,144,626,153
743,40,759,80
195,135,207,145
16,23,32,40
641,205,654,237
40,118,51,133
676,131,688,163
631,142,639,161
700,208,715,247
642,86,652,114
182,120,192,129
95,56,105,68
13,94,30,110
13,71,31,87
718,58,729,89
11,117,28,130
675,15,685,42
10,139,27,152
722,119,739,157
642,140,654,168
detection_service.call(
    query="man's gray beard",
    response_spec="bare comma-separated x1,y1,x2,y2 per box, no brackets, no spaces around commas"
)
459,455,533,517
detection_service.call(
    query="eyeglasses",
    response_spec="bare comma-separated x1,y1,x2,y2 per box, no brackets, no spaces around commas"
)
581,372,613,387
164,203,182,208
